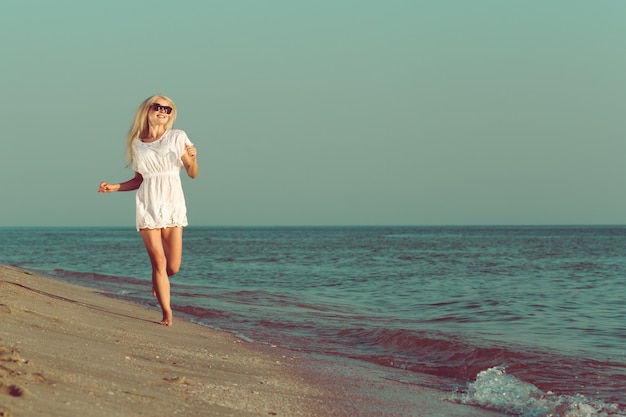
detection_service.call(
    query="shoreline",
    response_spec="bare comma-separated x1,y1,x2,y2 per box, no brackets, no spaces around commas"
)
0,264,506,416
0,264,336,416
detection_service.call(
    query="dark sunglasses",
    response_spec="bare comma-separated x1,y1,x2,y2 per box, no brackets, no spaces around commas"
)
151,103,173,114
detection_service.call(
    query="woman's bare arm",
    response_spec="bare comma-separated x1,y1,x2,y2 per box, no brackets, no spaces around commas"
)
98,172,143,193
182,145,198,179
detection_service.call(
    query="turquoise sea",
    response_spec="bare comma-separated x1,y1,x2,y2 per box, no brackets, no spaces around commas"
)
1,226,625,416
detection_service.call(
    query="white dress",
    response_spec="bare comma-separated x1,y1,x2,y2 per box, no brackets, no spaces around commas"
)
131,129,194,231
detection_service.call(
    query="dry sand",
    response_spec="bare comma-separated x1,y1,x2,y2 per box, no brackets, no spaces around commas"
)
0,264,506,417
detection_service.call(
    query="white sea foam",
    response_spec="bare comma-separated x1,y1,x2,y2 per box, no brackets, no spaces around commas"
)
454,366,624,417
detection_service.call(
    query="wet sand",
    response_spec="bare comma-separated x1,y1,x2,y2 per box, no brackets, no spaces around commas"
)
0,264,505,416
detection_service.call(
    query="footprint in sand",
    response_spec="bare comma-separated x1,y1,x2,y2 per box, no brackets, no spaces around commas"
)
0,347,23,364
0,347,34,400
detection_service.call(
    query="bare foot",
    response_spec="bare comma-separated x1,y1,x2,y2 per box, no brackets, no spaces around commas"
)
159,314,173,327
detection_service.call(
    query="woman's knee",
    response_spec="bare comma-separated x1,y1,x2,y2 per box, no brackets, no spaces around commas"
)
167,263,180,277
151,254,168,272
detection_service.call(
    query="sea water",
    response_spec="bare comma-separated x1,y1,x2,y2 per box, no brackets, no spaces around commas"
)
1,226,625,416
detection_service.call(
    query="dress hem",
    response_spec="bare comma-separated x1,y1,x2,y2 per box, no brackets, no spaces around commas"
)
136,224,188,232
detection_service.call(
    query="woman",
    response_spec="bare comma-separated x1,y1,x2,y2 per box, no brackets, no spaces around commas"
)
98,95,198,326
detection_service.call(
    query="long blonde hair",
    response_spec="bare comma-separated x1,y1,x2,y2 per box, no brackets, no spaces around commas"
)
125,95,178,166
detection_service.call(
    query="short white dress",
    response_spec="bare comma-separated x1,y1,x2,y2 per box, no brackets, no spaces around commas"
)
131,129,194,231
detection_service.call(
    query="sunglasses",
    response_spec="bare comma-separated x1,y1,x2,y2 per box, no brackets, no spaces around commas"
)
151,103,173,114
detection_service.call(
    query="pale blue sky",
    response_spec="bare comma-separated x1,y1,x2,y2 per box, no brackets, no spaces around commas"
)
1,1,624,226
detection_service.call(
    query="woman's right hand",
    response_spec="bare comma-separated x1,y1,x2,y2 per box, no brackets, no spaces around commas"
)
98,182,119,193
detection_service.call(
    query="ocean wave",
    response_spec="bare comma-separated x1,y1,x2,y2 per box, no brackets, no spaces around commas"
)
333,327,626,404
454,366,625,417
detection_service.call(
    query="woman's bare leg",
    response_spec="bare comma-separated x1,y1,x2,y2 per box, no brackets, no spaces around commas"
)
162,227,183,277
140,228,180,326
147,227,183,295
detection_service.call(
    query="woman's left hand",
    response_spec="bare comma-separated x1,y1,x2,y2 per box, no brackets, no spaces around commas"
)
185,145,197,159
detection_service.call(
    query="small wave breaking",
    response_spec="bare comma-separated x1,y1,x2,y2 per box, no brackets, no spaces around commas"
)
454,366,625,417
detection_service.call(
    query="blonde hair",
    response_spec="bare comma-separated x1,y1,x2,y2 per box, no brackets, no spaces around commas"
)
125,95,178,166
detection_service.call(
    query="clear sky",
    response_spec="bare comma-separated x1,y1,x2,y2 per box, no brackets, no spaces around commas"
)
1,1,624,227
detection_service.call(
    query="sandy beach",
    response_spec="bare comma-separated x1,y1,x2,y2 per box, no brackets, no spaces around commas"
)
0,264,506,417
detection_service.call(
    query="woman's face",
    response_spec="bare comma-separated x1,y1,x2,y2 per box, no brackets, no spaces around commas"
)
147,100,173,126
